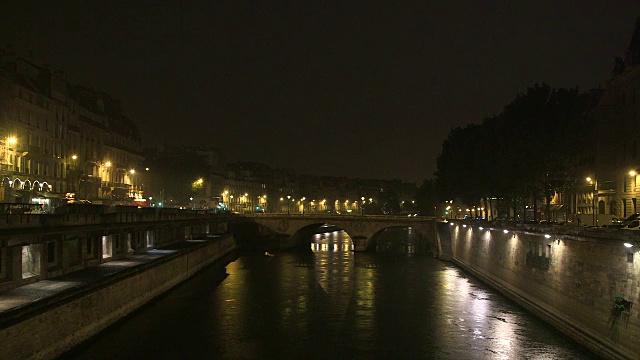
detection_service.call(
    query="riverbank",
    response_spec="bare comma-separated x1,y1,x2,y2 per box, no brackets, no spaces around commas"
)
441,221,639,360
0,234,237,360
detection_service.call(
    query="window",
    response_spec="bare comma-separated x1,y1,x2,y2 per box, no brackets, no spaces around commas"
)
546,244,551,258
538,244,543,257
102,235,113,259
22,244,41,278
145,230,155,248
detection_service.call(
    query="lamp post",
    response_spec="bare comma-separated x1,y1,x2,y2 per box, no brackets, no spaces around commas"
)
630,170,638,213
586,176,598,226
287,195,291,214
128,169,136,199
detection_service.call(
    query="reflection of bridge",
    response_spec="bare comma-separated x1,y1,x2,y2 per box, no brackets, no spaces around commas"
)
228,214,440,253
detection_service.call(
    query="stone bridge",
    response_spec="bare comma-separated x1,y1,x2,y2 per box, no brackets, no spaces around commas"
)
225,214,440,253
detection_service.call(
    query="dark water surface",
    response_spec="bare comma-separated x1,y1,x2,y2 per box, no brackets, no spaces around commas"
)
68,231,599,359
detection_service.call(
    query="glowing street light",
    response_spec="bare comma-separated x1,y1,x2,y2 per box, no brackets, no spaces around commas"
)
71,154,78,160
586,176,598,226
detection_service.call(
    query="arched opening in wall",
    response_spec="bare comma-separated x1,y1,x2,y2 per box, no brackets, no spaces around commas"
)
370,226,421,254
23,180,31,191
1,177,10,187
598,200,606,215
292,223,354,252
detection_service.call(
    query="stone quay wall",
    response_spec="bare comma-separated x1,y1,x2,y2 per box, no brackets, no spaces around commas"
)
0,235,236,360
441,221,640,360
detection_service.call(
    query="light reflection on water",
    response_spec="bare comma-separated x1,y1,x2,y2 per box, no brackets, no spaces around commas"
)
68,230,599,360
311,230,354,252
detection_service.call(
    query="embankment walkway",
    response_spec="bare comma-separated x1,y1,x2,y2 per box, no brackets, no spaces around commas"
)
0,234,236,359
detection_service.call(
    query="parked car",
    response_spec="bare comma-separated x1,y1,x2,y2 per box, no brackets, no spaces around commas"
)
616,213,640,230
623,220,640,230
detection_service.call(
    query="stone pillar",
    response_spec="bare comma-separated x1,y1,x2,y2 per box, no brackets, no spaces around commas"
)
352,236,368,252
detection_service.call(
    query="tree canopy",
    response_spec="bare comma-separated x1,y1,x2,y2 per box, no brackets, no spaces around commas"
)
434,84,594,219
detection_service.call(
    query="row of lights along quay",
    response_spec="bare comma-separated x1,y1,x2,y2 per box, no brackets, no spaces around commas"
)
445,218,640,358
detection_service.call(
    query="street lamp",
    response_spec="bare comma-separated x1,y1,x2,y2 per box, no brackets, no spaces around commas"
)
128,169,136,198
586,176,598,226
287,195,291,214
631,170,638,213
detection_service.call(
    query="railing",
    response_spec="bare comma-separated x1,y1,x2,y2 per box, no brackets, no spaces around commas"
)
0,209,222,230
244,213,435,221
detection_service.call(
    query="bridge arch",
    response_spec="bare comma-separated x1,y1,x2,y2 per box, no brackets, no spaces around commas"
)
291,223,356,250
236,215,437,254
369,226,426,253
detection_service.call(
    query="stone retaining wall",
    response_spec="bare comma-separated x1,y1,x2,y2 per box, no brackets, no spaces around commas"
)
442,222,640,359
0,235,236,360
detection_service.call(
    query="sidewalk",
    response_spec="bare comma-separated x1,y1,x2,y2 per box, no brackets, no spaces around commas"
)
0,237,222,327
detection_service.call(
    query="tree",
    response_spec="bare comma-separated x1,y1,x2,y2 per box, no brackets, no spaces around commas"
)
434,83,589,221
415,179,437,216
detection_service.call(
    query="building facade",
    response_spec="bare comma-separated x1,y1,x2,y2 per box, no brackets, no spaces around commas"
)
592,18,640,224
0,47,143,209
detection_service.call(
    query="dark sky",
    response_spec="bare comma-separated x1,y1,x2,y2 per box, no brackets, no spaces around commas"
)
3,2,640,183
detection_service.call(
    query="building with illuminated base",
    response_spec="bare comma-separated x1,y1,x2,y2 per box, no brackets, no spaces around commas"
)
0,46,144,209
589,18,640,224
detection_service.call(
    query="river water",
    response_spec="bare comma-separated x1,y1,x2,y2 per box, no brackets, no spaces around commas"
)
68,230,599,359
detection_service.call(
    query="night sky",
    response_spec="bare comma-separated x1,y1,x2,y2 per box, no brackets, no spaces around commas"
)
3,2,640,183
